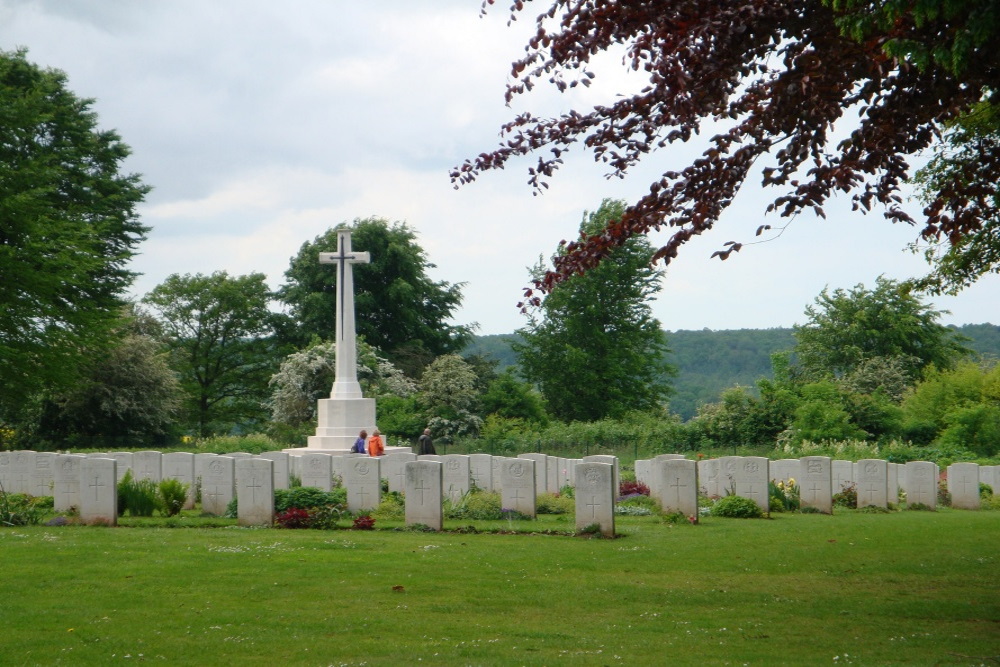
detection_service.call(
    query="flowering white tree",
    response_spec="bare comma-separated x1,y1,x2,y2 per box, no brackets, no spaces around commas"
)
419,354,483,443
268,340,415,426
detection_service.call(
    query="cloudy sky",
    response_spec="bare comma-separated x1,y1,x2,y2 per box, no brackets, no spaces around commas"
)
3,0,997,335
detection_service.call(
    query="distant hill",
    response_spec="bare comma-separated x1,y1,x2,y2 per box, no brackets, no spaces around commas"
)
464,323,1000,420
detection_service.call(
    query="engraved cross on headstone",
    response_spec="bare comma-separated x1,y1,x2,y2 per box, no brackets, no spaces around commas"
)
319,229,370,400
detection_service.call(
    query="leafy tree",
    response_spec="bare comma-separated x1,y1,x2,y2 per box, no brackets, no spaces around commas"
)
419,354,483,443
143,272,278,436
37,324,182,446
455,1,1000,297
901,361,1000,455
793,277,971,381
790,382,868,444
514,200,674,422
911,100,1000,293
277,218,473,376
480,369,548,425
268,338,415,428
0,49,149,415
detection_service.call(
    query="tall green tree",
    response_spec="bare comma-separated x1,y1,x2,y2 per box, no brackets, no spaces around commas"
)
793,277,971,382
143,272,278,437
36,318,182,446
514,200,675,422
277,217,474,376
455,1,999,298
0,49,149,417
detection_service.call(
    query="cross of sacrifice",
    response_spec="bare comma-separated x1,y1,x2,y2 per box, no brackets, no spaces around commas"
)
319,229,370,401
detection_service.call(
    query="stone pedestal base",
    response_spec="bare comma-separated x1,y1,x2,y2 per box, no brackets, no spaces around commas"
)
301,397,376,452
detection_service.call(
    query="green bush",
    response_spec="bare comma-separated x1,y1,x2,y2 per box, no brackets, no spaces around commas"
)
536,492,574,515
373,492,404,521
711,495,764,518
618,493,660,512
117,471,158,517
158,479,189,517
447,491,504,520
0,491,46,526
274,487,345,513
832,482,858,509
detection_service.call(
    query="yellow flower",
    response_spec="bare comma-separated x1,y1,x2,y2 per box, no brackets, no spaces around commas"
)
787,477,796,486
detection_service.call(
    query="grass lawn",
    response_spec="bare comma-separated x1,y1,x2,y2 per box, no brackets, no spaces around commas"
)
1,509,998,666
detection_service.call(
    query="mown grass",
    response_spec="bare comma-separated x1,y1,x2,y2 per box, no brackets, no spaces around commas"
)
1,509,998,666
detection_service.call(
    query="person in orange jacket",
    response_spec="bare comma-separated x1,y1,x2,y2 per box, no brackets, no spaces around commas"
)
367,428,385,457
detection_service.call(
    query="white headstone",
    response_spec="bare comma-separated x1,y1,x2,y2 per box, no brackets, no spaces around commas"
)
770,459,800,484
832,460,854,495
581,455,620,496
10,450,36,494
799,456,833,514
54,454,85,512
546,456,561,494
634,459,652,489
442,455,471,503
856,459,888,508
383,452,417,493
517,453,548,496
79,457,117,525
575,462,615,537
979,465,1000,497
236,458,274,526
162,452,196,509
258,451,291,490
698,459,721,498
904,460,938,509
0,450,11,492
30,452,56,497
132,451,162,482
201,455,236,516
344,456,381,512
500,457,536,518
469,454,493,492
110,452,134,482
655,458,699,520
717,456,741,497
300,453,333,491
888,462,901,503
405,460,443,531
948,462,980,510
735,456,769,513
490,456,504,492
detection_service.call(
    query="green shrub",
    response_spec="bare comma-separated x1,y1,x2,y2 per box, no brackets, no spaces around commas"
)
158,479,189,517
117,471,158,517
373,492,404,521
980,483,994,499
937,481,952,508
447,491,504,520
711,495,764,518
536,492,574,515
616,504,653,516
858,504,892,514
618,493,660,512
832,482,858,509
768,480,800,512
274,487,345,513
0,491,46,526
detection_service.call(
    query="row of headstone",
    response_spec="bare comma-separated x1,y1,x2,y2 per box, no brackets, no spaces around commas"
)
637,454,994,513
400,458,616,536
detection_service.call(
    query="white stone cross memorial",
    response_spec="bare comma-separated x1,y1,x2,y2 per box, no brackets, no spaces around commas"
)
305,229,377,451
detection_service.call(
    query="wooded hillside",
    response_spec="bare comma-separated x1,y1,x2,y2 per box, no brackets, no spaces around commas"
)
465,324,1000,420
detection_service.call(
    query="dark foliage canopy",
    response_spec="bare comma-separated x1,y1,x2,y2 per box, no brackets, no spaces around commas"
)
514,199,674,421
454,0,1000,302
0,49,149,410
278,218,473,376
